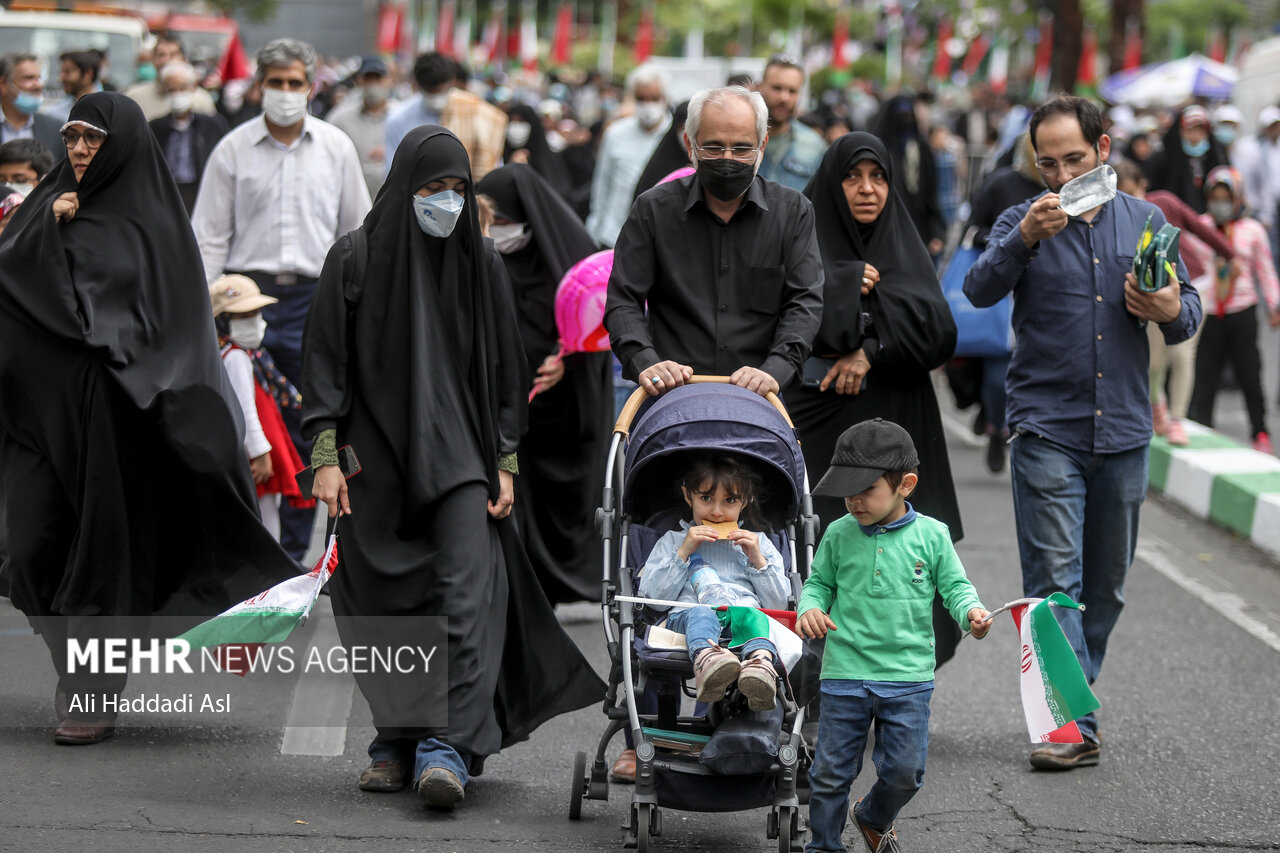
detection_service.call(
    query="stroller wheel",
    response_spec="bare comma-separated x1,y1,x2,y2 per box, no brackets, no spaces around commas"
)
776,805,805,852
635,802,653,852
568,751,588,820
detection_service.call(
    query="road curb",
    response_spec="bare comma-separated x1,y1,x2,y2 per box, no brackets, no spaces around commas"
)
1148,420,1280,558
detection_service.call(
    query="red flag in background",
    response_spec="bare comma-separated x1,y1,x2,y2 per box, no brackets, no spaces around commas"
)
1076,26,1097,91
961,34,989,77
1123,17,1143,71
376,4,404,55
218,29,251,82
1031,13,1053,100
552,3,573,65
832,13,849,70
932,17,953,84
437,0,456,56
482,5,505,64
634,6,653,64
1207,25,1227,64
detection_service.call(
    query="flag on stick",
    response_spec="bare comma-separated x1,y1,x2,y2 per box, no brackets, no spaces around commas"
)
994,594,1101,743
176,529,340,676
931,17,952,84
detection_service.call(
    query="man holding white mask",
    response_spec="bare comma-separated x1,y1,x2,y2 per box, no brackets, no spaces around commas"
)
193,37,370,565
385,52,507,181
586,65,672,248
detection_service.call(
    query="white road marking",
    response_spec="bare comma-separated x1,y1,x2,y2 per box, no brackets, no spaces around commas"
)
1136,541,1280,654
280,598,353,756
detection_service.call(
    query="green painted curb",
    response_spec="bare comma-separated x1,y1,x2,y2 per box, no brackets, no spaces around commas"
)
1208,471,1280,538
1148,432,1246,493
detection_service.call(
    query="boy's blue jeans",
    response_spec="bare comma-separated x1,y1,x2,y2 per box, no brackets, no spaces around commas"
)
368,736,471,789
1009,433,1147,742
805,688,933,853
666,604,777,661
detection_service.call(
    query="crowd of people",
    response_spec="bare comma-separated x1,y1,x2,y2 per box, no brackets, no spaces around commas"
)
0,24,1264,847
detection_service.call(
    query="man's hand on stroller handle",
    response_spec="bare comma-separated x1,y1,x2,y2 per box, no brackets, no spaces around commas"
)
641,360,693,396
797,608,837,639
730,366,780,397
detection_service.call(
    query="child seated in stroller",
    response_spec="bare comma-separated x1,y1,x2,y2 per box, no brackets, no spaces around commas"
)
638,454,789,711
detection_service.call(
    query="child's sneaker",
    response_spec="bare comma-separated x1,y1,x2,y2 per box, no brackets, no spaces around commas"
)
1255,432,1274,454
1166,418,1188,446
850,800,901,852
692,643,740,702
736,654,777,711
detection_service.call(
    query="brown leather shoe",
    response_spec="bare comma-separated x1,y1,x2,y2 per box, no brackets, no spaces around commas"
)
1029,736,1100,770
358,759,406,792
609,748,636,784
53,722,115,745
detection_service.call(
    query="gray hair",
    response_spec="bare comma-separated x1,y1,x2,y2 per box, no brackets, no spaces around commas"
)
160,60,196,87
0,52,40,82
685,86,768,147
625,64,667,97
255,38,317,84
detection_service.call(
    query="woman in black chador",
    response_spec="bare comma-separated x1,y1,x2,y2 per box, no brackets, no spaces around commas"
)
302,126,603,809
476,163,610,603
0,92,297,745
784,132,964,663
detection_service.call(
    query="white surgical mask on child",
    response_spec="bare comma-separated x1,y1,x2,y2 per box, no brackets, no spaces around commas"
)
228,315,267,350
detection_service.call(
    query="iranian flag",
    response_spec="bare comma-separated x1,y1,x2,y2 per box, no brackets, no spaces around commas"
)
176,530,339,676
1002,594,1100,743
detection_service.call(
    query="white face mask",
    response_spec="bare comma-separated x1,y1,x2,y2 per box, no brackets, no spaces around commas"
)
169,91,194,115
412,190,466,237
423,91,450,112
228,315,267,350
491,222,533,254
262,88,309,127
8,182,33,197
635,100,667,129
506,121,532,148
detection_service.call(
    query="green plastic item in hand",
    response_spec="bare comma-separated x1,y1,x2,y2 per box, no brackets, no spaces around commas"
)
1131,212,1181,292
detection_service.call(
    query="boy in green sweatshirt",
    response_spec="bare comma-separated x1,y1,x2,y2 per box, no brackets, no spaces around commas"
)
797,419,991,853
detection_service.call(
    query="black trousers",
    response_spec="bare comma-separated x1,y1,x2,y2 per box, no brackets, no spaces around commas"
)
1189,307,1268,439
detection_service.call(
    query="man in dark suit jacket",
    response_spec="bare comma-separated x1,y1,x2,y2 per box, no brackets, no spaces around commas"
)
0,53,65,156
148,60,228,214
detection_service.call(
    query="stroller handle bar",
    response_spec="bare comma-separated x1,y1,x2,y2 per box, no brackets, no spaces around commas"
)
612,374,795,436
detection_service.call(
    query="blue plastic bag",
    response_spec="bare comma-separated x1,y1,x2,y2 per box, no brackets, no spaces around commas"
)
941,228,1014,357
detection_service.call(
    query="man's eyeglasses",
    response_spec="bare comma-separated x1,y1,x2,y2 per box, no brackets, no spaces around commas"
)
1036,150,1096,175
61,128,107,150
696,144,760,162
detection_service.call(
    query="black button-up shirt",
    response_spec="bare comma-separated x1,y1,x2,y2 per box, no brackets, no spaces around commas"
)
605,174,824,386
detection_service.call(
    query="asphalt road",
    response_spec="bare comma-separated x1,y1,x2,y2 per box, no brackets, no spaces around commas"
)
2,389,1279,853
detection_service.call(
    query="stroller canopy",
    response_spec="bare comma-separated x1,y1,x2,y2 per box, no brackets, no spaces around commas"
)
623,384,806,526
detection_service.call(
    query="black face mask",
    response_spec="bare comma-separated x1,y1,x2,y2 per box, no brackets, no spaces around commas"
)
696,157,755,202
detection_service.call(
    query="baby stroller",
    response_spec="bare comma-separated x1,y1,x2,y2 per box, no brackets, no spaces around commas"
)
567,378,820,852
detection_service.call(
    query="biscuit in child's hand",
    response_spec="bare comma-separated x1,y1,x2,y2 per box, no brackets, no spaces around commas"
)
706,521,739,537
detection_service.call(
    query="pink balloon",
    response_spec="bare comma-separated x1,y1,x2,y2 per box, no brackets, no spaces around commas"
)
555,249,614,354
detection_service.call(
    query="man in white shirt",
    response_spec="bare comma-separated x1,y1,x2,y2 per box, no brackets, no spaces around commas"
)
192,38,371,562
585,65,671,248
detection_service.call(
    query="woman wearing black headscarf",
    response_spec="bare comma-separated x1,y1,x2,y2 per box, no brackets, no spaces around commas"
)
476,163,610,603
0,92,296,744
302,128,602,809
784,132,964,660
872,94,947,257
503,102,572,197
1149,106,1229,214
632,100,691,200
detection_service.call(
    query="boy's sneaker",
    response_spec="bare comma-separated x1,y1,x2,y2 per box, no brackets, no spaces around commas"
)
736,655,777,711
692,643,740,703
850,800,901,852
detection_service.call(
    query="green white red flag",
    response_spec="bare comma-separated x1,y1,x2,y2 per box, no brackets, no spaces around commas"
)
1001,594,1100,743
176,531,339,676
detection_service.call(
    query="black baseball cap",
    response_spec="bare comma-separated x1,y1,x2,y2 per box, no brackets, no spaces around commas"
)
357,56,388,78
812,418,919,497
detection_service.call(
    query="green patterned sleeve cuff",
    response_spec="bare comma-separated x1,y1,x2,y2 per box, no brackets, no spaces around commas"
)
498,452,519,475
311,429,340,469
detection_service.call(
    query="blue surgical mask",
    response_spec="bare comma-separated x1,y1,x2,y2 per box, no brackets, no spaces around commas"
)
1214,126,1237,147
12,88,41,116
1182,137,1210,158
412,190,465,237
